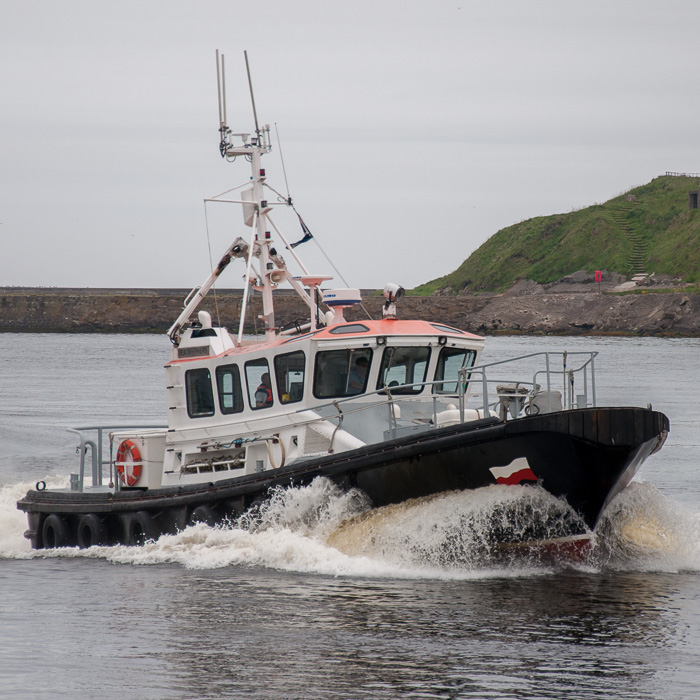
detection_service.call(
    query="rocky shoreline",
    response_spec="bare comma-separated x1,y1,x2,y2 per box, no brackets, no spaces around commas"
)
1,281,699,336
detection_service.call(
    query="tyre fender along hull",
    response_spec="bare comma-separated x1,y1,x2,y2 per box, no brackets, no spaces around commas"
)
17,407,669,547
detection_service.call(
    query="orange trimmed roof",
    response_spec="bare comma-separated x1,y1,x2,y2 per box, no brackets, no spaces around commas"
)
312,319,483,340
170,319,482,365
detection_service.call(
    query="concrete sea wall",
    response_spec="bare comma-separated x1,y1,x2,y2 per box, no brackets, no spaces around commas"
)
1,287,699,336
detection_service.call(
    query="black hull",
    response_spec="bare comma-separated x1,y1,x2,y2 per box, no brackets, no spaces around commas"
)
17,407,669,549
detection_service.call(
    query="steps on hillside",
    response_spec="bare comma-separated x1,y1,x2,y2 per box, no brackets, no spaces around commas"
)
609,203,648,276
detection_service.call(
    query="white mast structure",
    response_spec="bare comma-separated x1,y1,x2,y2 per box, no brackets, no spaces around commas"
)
168,51,324,347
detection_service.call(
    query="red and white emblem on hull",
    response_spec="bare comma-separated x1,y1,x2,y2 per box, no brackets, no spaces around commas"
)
489,457,538,485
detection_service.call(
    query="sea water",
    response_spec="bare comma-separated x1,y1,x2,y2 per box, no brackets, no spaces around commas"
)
1,333,699,699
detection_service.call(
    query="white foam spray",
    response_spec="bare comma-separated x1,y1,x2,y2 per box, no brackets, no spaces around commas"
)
3,476,699,577
591,481,700,572
0,477,69,559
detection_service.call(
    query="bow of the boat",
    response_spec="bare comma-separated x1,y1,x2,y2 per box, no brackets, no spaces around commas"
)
503,406,669,529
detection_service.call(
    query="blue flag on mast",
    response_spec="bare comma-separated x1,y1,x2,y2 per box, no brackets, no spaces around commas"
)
290,213,314,248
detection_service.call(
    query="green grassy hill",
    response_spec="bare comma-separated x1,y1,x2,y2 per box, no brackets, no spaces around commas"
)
415,175,700,294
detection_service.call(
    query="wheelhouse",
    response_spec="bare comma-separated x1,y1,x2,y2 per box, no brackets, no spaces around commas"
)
167,319,484,427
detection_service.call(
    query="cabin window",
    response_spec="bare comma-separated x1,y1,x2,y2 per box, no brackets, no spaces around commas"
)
433,347,477,394
282,329,322,344
191,328,218,338
245,358,274,410
328,323,370,335
313,348,373,398
215,364,244,414
376,346,431,394
430,323,464,335
274,351,306,404
185,368,215,418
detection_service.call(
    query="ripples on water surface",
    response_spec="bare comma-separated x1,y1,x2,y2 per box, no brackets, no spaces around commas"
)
1,334,699,699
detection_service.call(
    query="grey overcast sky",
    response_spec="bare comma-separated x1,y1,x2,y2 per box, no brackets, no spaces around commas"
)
1,0,698,291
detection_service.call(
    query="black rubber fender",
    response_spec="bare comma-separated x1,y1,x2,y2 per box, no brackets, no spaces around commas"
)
188,504,217,527
124,511,160,546
77,514,109,548
42,514,71,549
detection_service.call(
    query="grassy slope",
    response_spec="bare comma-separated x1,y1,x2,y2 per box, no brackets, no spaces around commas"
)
415,176,700,294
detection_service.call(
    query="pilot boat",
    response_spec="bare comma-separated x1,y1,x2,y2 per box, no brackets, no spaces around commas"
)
18,53,669,552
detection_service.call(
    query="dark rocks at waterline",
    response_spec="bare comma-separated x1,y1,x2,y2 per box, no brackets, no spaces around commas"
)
450,289,699,336
1,286,699,336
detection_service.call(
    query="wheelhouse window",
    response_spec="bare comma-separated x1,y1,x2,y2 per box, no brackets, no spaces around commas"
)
376,346,431,394
433,347,477,394
430,323,464,335
245,358,274,410
215,364,244,414
274,351,306,404
328,323,370,335
313,348,373,398
185,368,215,418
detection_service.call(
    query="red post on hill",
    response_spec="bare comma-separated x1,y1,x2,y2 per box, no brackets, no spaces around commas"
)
594,270,602,294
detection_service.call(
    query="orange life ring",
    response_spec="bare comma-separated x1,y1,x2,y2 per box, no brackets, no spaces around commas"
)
115,439,143,487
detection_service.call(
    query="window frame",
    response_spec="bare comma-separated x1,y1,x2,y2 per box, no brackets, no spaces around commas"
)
313,348,374,399
273,350,306,405
185,367,216,418
375,345,432,395
215,363,244,415
432,347,477,395
244,358,274,410
328,323,370,335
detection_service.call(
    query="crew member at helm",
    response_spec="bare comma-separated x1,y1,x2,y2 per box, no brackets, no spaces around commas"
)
348,356,369,394
255,373,274,407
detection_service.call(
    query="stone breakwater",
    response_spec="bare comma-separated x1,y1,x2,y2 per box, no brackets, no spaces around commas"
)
1,287,699,336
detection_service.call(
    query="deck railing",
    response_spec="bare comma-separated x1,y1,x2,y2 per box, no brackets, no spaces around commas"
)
67,350,598,488
67,424,166,492
306,350,598,439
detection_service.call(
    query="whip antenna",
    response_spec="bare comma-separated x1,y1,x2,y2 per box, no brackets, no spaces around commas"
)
216,50,223,126
215,50,231,157
244,50,260,138
215,50,229,128
275,123,292,201
221,53,228,126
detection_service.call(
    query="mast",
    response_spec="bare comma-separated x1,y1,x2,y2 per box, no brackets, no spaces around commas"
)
250,138,277,341
218,50,277,342
170,51,323,347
